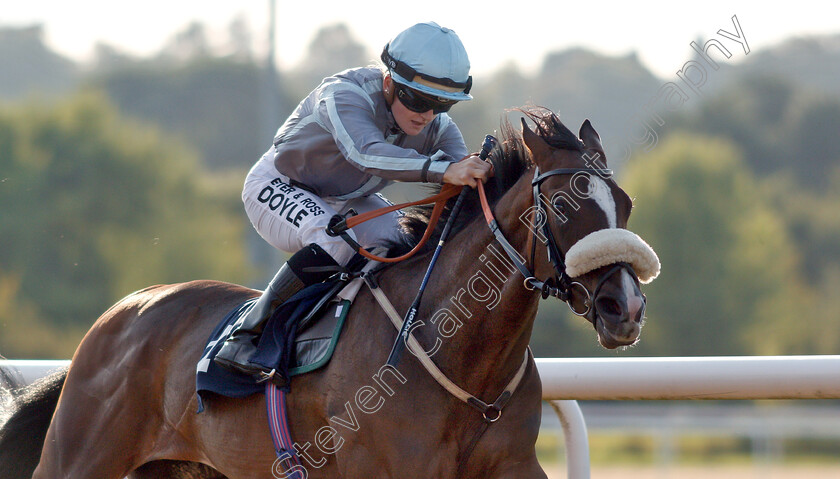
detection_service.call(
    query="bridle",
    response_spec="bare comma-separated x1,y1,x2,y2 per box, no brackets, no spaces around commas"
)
477,159,638,324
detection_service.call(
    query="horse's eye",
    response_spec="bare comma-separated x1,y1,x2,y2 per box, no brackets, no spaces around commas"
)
553,200,568,215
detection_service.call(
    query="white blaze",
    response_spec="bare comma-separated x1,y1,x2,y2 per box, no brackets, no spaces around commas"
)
589,175,617,228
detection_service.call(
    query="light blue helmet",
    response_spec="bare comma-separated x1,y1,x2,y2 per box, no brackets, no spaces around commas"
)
381,22,473,102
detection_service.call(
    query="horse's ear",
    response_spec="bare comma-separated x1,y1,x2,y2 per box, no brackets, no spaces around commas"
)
579,119,606,162
579,119,601,146
521,117,552,163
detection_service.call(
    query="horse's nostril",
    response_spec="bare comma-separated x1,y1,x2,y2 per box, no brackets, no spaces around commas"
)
596,296,624,320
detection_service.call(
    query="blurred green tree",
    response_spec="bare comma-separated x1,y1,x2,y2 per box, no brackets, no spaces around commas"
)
0,92,251,358
91,57,286,170
620,133,805,355
757,170,840,353
670,75,840,188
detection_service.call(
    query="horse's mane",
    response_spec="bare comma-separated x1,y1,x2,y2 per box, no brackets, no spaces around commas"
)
384,107,583,257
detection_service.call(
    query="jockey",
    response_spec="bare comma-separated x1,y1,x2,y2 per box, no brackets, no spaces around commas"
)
215,21,493,378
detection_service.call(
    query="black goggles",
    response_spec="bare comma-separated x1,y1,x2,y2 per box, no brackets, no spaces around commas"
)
394,82,458,114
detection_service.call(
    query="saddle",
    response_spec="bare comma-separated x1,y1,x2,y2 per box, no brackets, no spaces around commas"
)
195,258,380,409
256,272,369,378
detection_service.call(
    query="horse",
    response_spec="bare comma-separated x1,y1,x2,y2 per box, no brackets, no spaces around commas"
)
0,107,657,479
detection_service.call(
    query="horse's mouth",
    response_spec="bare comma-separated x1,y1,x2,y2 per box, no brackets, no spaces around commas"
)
595,315,641,350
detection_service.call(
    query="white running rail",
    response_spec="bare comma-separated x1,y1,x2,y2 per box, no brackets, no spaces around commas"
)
4,356,840,479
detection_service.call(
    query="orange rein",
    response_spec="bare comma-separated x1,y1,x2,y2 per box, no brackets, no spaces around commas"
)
342,169,497,264
476,178,494,225
343,184,463,263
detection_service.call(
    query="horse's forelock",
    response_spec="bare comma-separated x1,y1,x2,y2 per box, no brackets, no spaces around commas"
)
520,107,585,153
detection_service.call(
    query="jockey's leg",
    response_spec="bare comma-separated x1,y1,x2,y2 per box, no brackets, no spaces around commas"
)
215,173,355,379
214,243,339,378
218,175,403,380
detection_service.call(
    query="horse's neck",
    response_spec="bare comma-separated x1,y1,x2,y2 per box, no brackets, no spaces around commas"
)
409,175,541,395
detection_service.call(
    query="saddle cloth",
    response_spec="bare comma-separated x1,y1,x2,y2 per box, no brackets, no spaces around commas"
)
195,278,363,412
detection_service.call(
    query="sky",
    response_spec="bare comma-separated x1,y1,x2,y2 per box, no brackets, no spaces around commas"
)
3,0,838,78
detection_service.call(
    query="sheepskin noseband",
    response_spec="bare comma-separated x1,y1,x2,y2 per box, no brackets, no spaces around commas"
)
564,228,660,283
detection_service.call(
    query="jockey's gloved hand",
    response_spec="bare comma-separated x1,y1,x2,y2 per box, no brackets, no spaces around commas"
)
442,153,494,188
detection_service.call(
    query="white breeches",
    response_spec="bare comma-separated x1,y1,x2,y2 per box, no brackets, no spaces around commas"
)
242,170,402,266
